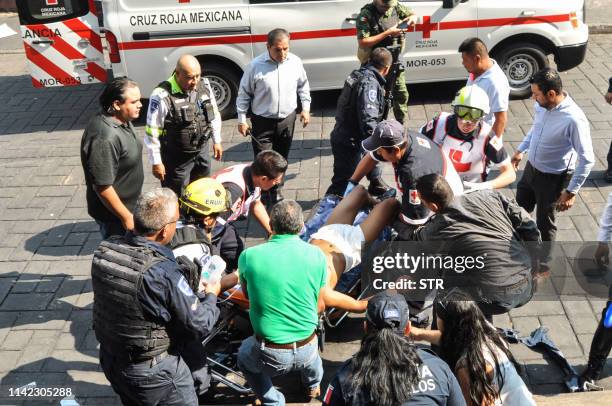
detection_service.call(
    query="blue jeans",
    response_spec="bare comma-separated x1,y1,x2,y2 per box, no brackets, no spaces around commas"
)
96,220,126,240
237,335,323,406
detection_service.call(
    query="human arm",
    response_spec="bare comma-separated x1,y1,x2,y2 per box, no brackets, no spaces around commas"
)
409,325,441,345
319,286,368,313
236,62,254,129
356,6,416,49
251,199,273,236
144,89,169,180
595,193,612,268
606,77,612,103
138,263,220,342
349,153,378,184
499,192,541,243
464,139,516,192
565,117,595,194
297,59,311,128
238,251,249,299
203,79,223,159
491,111,507,139
356,79,383,139
94,185,134,231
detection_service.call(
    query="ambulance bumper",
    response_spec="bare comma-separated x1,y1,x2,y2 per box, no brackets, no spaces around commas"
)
555,41,588,72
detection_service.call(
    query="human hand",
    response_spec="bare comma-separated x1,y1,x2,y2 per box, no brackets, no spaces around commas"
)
406,14,418,27
387,23,404,37
555,190,576,212
462,180,492,194
300,110,310,128
605,92,612,104
201,278,222,297
212,143,223,160
122,213,135,232
594,242,610,268
511,151,523,171
152,163,165,181
343,181,357,197
238,123,250,137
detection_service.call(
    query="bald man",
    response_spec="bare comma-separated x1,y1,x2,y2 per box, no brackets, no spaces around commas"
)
145,55,223,195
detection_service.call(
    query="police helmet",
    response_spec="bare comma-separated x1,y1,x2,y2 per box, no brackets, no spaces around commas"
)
180,178,231,217
451,85,490,122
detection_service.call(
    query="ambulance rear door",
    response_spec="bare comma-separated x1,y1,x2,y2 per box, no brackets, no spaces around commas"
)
402,0,477,82
248,0,360,90
16,0,108,88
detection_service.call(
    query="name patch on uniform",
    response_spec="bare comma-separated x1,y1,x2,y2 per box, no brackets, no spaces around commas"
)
409,189,421,205
178,276,194,297
368,89,377,102
149,99,159,114
489,135,503,151
416,137,430,149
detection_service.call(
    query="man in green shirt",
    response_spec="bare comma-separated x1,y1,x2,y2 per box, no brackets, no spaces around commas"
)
356,0,417,124
237,200,326,404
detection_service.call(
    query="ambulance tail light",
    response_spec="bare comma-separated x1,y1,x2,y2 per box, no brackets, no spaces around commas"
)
103,29,121,63
569,12,580,29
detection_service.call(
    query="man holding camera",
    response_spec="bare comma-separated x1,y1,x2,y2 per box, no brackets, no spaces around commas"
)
145,54,223,196
356,0,418,124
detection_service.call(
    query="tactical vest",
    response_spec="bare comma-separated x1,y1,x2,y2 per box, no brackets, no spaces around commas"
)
170,223,214,257
212,164,261,222
91,237,171,360
357,4,402,64
333,68,366,142
431,112,493,183
158,79,215,153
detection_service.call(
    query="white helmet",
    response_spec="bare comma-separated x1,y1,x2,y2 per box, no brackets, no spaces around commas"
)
451,85,490,121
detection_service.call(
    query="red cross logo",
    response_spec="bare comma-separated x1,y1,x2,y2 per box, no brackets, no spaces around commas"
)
409,189,421,205
410,16,439,39
449,149,472,173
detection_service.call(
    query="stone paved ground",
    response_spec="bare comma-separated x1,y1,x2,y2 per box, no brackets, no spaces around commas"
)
0,27,611,404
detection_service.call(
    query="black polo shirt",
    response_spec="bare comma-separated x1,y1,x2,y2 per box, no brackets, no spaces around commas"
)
81,112,144,222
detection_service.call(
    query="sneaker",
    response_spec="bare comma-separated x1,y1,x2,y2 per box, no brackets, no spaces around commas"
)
368,178,391,197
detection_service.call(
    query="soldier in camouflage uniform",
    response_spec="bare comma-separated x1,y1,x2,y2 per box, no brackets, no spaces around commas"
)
356,0,417,124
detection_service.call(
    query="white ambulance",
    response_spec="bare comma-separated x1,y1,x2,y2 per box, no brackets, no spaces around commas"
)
17,0,588,119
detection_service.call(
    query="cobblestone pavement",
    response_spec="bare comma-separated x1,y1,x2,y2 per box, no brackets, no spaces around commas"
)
0,33,611,404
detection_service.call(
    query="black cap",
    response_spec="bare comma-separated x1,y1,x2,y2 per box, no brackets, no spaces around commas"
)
366,291,409,334
361,119,406,152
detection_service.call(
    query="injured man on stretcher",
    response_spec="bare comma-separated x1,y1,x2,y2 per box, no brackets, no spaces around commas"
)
214,185,399,313
309,185,399,312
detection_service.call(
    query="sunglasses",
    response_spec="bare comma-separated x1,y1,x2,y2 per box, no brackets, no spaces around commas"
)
454,106,484,123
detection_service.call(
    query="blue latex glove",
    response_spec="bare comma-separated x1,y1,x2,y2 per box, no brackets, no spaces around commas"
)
604,302,612,328
343,181,357,197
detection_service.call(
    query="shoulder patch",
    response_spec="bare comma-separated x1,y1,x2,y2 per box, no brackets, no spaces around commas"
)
416,137,431,149
178,275,195,297
368,89,377,102
149,98,159,114
408,189,421,205
489,135,503,151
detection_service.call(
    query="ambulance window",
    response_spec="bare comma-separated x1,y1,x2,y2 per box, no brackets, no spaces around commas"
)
17,0,89,25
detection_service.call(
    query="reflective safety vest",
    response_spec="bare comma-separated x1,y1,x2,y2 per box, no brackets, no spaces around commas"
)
91,237,170,360
212,164,261,222
430,112,493,183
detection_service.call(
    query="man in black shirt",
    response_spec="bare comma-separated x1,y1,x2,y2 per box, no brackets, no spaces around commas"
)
81,77,144,239
324,291,465,406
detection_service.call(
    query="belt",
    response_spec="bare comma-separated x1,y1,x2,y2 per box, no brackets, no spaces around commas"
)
255,331,316,350
127,351,170,367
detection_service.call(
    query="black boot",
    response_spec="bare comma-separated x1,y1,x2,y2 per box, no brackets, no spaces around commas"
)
367,177,391,197
579,305,612,389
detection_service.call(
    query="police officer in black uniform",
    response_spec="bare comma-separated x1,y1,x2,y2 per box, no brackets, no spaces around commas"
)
327,47,393,197
145,54,223,196
92,188,221,406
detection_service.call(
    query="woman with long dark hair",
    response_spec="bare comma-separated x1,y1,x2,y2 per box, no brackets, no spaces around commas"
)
324,292,465,406
411,291,535,406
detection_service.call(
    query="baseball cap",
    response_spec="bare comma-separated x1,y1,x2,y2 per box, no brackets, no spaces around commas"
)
361,119,406,152
366,291,410,334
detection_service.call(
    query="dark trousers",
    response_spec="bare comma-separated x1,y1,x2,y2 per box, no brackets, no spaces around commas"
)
161,140,211,196
586,300,612,378
476,277,534,318
180,339,211,397
96,220,126,240
326,134,382,196
516,161,571,263
99,348,197,406
607,141,612,170
250,111,296,161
